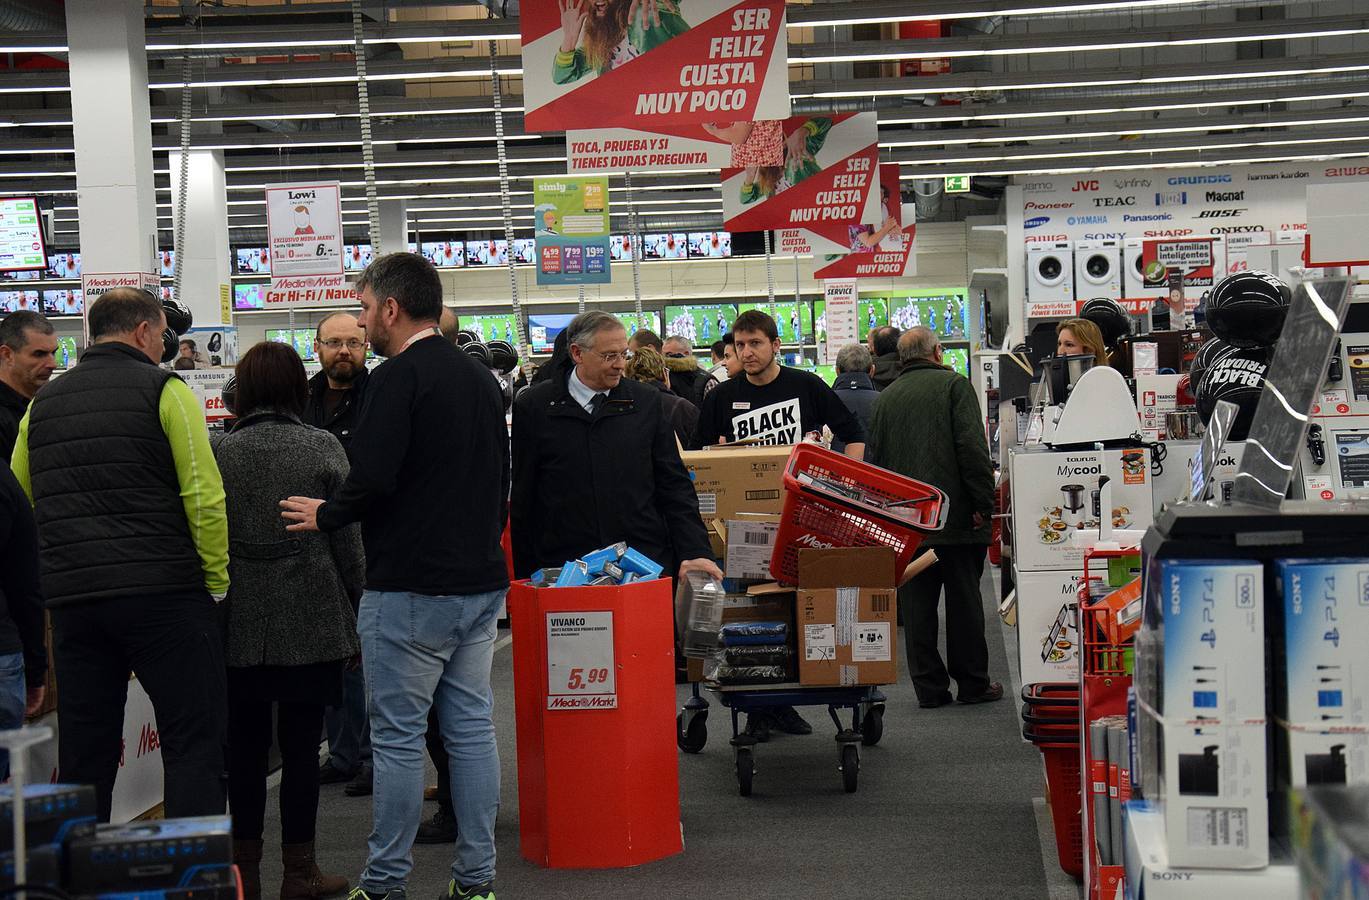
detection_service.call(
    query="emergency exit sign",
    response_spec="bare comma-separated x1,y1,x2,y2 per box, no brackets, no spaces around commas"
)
944,176,971,193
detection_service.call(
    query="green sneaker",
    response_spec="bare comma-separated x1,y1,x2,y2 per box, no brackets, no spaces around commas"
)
441,879,495,900
350,888,405,900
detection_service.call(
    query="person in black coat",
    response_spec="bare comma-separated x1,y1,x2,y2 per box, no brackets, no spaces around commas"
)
511,311,720,581
625,346,699,451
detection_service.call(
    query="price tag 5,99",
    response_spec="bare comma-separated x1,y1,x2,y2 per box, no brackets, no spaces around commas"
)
545,611,617,710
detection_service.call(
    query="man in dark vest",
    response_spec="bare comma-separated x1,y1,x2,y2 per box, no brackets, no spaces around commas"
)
10,287,230,822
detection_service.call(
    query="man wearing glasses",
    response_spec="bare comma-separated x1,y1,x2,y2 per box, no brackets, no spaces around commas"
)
511,310,721,584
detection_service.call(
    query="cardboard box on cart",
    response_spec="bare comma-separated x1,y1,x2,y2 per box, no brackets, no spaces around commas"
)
686,582,796,683
680,445,790,522
795,547,899,687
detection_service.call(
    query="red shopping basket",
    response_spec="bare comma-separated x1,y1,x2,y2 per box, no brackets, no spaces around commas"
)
1039,741,1084,880
768,444,947,585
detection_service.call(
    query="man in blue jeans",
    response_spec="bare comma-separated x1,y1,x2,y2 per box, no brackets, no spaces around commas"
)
0,463,48,776
283,252,509,900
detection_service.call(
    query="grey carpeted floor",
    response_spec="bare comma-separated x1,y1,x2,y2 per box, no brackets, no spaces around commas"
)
253,571,1077,900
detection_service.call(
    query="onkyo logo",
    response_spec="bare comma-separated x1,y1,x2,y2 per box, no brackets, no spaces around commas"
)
1209,225,1265,234
1205,190,1245,202
1025,216,1050,229
1072,179,1100,192
1168,174,1232,185
1198,208,1246,218
1093,196,1135,208
1154,191,1187,206
796,533,835,550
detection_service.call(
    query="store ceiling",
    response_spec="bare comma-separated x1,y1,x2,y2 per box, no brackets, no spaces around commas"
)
0,0,1366,247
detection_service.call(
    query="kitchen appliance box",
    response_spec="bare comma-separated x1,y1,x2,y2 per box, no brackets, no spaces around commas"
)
681,445,792,522
1014,569,1083,685
795,547,898,687
1009,447,1154,573
1152,441,1245,510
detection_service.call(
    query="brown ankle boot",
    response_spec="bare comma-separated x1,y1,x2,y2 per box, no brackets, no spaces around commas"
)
280,842,348,900
233,839,263,900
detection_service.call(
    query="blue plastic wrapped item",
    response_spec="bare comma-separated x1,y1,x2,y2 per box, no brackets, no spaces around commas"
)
553,560,590,588
704,661,788,685
619,547,664,581
583,542,628,575
539,543,665,588
529,567,561,587
718,644,789,667
720,621,788,646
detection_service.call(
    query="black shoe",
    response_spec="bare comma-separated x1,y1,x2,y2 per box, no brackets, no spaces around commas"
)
770,705,813,736
742,712,771,743
318,761,354,785
439,879,494,900
918,692,954,709
958,682,1005,705
415,807,457,845
349,888,404,900
343,764,373,797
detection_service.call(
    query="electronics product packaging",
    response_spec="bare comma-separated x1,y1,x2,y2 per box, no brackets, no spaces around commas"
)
1274,559,1369,727
553,561,591,588
529,567,561,587
724,515,781,581
680,445,790,522
543,544,663,588
720,621,788,646
1124,802,1298,898
674,572,725,660
1090,719,1113,867
795,547,898,686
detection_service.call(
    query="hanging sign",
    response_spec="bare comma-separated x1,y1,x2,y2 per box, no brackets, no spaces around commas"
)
264,181,345,301
521,0,790,132
79,272,161,343
567,120,784,173
777,164,902,257
534,174,612,286
822,279,858,365
721,113,880,241
812,204,919,280
546,611,617,710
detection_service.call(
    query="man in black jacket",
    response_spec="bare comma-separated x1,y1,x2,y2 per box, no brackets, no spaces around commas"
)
0,311,58,461
281,253,507,900
869,325,902,391
512,311,720,583
0,464,48,778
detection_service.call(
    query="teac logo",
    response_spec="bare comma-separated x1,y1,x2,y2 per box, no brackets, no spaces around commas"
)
1154,191,1187,207
1168,175,1232,185
1024,216,1051,229
1093,196,1135,208
1071,179,1100,192
1205,190,1245,202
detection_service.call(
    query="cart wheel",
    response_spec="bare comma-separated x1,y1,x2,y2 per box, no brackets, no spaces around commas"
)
840,744,860,794
736,747,755,797
677,710,708,754
861,705,884,747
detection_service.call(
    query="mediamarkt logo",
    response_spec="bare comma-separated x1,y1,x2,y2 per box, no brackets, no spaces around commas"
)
795,533,835,550
1168,175,1232,185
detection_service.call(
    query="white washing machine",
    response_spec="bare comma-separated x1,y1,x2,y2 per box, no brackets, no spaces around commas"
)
1026,241,1074,308
1123,238,1147,298
1074,239,1123,301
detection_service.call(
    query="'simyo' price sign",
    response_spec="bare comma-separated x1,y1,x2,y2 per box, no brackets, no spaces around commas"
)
545,611,617,710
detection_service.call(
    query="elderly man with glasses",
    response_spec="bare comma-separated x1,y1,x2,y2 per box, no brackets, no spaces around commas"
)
511,310,720,585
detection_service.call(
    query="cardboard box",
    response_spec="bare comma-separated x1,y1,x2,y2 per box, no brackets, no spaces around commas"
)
1275,722,1369,789
1123,802,1295,898
723,515,781,581
1009,447,1154,573
1014,568,1082,685
680,445,791,522
1137,559,1265,723
795,547,898,687
1274,559,1369,726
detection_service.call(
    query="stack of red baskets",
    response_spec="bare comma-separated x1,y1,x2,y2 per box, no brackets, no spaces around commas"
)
1021,682,1083,880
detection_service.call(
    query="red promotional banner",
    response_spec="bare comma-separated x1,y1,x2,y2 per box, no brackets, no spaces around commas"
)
813,204,918,280
567,119,784,173
721,113,880,243
776,163,902,257
522,0,790,132
1140,237,1223,287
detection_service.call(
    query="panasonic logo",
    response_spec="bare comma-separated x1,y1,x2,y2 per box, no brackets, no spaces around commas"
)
1123,213,1173,222
1168,175,1232,185
1205,190,1245,202
1025,216,1050,229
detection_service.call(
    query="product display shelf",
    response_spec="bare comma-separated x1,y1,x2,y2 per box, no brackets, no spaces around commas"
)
1079,546,1140,900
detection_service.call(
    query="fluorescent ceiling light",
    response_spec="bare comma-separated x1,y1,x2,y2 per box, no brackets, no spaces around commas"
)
899,149,1369,180
883,113,1369,148
147,67,522,91
895,133,1369,167
790,0,1230,27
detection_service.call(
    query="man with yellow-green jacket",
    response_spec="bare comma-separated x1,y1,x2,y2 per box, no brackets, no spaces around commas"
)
10,287,230,823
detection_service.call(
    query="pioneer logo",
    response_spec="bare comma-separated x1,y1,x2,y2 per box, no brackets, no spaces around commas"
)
1124,213,1173,222
1114,177,1152,189
1205,190,1245,202
1198,208,1246,218
795,533,836,550
1326,166,1369,177
1209,225,1265,234
1072,179,1100,192
1025,202,1072,210
1168,175,1232,185
1025,216,1051,229
1068,215,1108,225
1154,191,1187,207
1093,196,1135,208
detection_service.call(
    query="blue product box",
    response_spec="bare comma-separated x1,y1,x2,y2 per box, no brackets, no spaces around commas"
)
1275,559,1369,727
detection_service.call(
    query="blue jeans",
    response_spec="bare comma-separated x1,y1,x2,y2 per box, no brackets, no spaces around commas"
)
358,589,504,892
324,663,371,773
0,652,27,781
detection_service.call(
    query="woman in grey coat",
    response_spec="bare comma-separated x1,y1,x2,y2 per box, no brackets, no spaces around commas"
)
213,341,363,900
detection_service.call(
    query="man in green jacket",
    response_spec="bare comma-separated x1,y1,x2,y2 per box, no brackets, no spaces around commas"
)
867,327,1002,709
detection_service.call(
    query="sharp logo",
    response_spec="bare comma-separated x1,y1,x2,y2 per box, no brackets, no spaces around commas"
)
1025,201,1073,210
1326,166,1369,177
1209,225,1265,234
1154,191,1187,206
1168,174,1232,185
1024,216,1051,229
1205,190,1245,202
1198,208,1246,218
1067,215,1108,225
1114,177,1152,189
1093,196,1135,208
1072,179,1100,192
1144,228,1194,237
1124,213,1173,222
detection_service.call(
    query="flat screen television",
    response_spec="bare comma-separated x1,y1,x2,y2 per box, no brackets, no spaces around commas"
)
813,298,889,347
235,247,269,275
233,283,264,310
158,250,176,278
943,346,970,377
421,241,465,268
886,289,970,339
46,252,81,279
41,289,82,316
459,313,520,345
642,233,687,260
465,240,510,267
0,290,40,313
528,312,576,353
813,364,838,385
617,310,661,339
663,304,737,347
265,327,316,361
687,232,732,258
0,269,39,282
0,197,47,272
343,244,373,271
737,301,813,343
512,238,536,265
609,235,637,261
55,336,79,369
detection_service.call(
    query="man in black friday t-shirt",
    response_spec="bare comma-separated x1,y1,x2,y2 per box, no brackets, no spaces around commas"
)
696,309,865,458
694,310,866,739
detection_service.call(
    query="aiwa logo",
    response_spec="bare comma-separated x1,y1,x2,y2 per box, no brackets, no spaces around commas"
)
1168,174,1232,185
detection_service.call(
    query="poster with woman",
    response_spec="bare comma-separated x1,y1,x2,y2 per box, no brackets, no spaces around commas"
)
521,0,789,131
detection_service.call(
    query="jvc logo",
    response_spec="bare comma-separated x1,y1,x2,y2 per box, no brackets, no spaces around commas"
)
1071,180,1100,192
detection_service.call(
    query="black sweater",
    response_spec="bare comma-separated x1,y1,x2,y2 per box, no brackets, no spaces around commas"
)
317,335,510,595
0,465,47,684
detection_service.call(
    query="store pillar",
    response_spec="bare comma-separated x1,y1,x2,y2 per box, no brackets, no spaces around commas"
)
167,150,232,325
66,0,159,276
376,199,408,255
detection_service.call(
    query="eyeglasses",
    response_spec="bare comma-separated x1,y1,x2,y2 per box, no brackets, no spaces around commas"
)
320,339,366,351
587,348,634,364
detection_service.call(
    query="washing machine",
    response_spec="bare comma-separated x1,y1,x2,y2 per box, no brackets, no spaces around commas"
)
1123,238,1148,299
1074,239,1123,301
1026,242,1074,309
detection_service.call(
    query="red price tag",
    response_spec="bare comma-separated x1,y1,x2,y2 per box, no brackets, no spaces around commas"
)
1338,403,1351,414
1322,490,1335,500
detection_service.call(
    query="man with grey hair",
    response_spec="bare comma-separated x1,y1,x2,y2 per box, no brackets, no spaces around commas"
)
867,325,1001,709
831,343,878,456
662,333,716,408
0,311,58,460
512,310,720,583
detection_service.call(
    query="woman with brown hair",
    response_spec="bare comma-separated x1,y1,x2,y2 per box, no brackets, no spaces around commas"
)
553,0,688,83
1056,317,1110,367
213,341,364,900
625,345,698,450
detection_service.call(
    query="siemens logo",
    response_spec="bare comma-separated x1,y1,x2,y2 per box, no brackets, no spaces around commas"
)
1168,175,1232,185
1067,215,1108,225
1025,216,1051,229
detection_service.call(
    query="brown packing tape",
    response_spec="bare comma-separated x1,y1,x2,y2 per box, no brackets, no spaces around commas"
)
898,549,939,586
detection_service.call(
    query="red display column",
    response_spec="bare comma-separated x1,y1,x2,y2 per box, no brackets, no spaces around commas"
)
509,578,682,868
